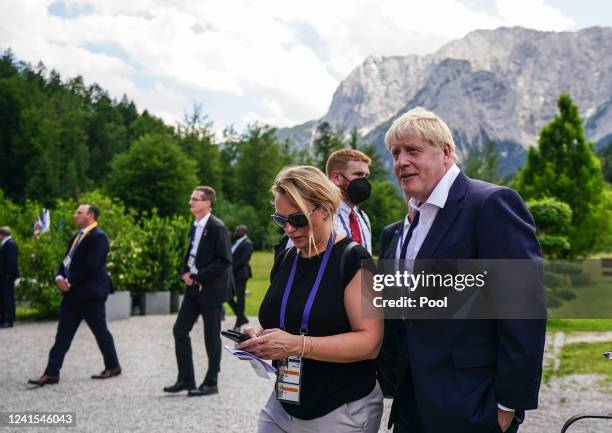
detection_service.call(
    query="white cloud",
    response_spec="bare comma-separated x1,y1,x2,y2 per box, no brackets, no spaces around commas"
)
496,0,575,31
0,0,577,130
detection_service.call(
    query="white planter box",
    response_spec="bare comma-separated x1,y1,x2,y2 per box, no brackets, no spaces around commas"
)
170,292,184,313
106,291,131,321
141,291,171,315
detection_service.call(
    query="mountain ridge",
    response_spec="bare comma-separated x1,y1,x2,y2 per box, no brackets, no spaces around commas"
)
278,26,612,173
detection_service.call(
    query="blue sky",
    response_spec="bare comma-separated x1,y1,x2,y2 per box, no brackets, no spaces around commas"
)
0,0,610,133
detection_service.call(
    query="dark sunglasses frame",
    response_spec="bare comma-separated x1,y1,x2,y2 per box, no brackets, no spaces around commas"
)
271,205,319,229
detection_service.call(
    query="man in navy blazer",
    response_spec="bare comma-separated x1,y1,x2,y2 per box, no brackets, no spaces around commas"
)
28,204,121,386
378,107,546,433
164,186,233,397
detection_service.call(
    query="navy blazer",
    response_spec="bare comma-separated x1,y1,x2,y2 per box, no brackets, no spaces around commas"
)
0,238,20,281
182,214,233,307
57,227,112,301
382,172,546,433
232,237,254,281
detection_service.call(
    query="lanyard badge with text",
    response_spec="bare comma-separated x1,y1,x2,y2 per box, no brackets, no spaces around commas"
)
276,233,335,405
62,223,97,270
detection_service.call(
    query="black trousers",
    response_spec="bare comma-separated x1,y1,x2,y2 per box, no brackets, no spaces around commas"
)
45,296,120,376
0,278,15,325
227,278,247,320
173,287,222,386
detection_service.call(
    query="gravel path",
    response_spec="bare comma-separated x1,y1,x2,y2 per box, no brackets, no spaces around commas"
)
0,316,610,433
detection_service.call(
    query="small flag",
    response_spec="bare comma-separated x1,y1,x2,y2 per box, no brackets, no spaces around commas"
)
40,209,50,233
33,209,51,238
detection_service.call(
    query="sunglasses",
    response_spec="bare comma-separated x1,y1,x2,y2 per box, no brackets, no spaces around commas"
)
271,206,319,229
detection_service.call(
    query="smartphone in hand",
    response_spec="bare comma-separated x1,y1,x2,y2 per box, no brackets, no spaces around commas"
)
221,329,250,343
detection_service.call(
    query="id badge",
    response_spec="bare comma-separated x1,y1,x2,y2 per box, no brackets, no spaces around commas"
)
62,255,72,269
276,356,302,404
187,255,196,269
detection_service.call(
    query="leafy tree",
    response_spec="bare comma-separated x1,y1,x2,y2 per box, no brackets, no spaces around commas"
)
0,75,26,200
86,87,130,184
463,140,503,184
105,133,197,217
219,128,241,204
0,52,170,204
128,110,172,142
176,103,223,189
515,94,607,256
352,141,388,181
19,82,91,204
216,201,267,246
229,123,289,248
313,121,344,171
0,49,18,78
527,197,572,258
117,94,138,129
598,141,612,183
360,180,406,255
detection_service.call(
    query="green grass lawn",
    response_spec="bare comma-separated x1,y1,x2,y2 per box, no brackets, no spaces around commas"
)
244,251,274,317
547,259,612,319
547,319,612,333
556,341,612,382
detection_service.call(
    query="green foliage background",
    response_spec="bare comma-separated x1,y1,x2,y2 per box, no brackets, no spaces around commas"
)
515,94,609,257
2,52,611,319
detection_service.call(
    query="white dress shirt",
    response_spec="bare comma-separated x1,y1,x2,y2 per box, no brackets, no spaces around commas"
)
231,235,247,253
334,200,372,254
0,235,11,247
395,164,460,260
189,213,211,274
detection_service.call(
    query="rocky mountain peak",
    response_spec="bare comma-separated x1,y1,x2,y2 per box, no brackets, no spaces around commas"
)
277,26,612,173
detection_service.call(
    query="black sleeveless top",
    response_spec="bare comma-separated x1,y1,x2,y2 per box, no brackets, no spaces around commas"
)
258,237,377,419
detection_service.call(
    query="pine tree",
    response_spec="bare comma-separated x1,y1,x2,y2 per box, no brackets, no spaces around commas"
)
313,122,344,171
515,94,606,256
176,104,223,190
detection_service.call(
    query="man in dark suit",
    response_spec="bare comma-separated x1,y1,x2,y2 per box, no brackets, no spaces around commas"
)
28,204,121,386
164,186,233,397
227,224,253,331
378,107,546,433
0,226,19,329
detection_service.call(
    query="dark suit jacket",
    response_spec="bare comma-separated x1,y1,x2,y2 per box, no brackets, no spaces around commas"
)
57,227,112,302
376,220,405,399
232,237,253,281
382,172,546,433
183,214,233,307
274,233,289,259
0,237,20,284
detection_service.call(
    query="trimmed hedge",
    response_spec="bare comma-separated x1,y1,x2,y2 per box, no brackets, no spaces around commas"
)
1,190,190,318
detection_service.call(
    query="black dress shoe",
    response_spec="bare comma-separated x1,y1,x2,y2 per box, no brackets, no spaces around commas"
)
91,367,122,379
163,380,196,393
28,374,59,386
233,316,249,330
0,323,13,329
188,384,218,397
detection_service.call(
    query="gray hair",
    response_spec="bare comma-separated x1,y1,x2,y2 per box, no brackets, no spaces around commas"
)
385,106,458,161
